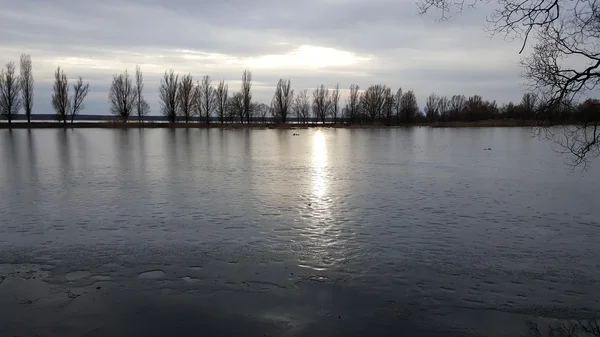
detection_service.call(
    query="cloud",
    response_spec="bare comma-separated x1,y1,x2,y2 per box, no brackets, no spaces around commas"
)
0,0,528,115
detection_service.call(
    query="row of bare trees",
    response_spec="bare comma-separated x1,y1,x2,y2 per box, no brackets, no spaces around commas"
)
52,67,90,124
0,55,92,126
423,92,600,125
0,54,34,125
108,67,150,122
269,81,420,125
3,56,597,127
143,69,253,124
114,69,599,125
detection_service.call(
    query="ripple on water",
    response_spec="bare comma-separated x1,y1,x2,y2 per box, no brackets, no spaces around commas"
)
181,276,201,283
90,275,113,281
65,270,92,281
138,270,165,279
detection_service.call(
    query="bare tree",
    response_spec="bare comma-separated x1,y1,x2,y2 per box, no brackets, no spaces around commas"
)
160,69,179,123
449,94,467,120
520,92,538,120
330,83,340,124
229,91,245,123
438,96,450,122
0,62,21,126
271,78,294,124
135,65,150,122
52,66,69,125
109,70,136,122
177,73,195,123
418,0,600,164
425,93,440,122
254,102,270,123
20,54,33,123
70,77,89,123
346,84,361,124
241,70,252,123
393,88,403,125
383,87,394,124
199,75,215,124
293,89,311,124
215,80,228,123
313,85,331,124
361,84,388,123
400,90,419,123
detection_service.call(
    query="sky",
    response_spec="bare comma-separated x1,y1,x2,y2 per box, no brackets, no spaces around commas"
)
0,0,528,115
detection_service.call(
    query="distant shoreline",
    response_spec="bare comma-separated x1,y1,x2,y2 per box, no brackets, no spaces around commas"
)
0,119,536,129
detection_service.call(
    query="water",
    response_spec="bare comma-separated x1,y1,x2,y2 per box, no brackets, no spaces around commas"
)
0,127,598,337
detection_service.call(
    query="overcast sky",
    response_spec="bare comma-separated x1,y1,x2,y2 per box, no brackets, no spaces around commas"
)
0,0,527,115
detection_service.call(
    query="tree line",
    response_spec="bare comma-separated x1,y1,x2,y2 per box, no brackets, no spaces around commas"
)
1,54,598,126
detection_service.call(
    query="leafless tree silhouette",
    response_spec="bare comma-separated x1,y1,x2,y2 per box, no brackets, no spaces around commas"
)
241,70,252,123
70,77,89,123
229,92,244,123
293,89,311,124
135,65,150,123
438,96,449,122
520,93,538,120
160,69,179,123
215,80,228,123
361,84,388,123
313,85,330,124
383,87,394,125
425,93,440,122
254,102,270,123
272,78,294,123
330,83,340,124
199,75,215,124
177,73,195,123
109,70,136,122
394,88,403,124
418,0,600,165
52,66,69,125
20,54,33,123
0,62,21,127
400,90,419,123
346,84,361,124
449,94,467,120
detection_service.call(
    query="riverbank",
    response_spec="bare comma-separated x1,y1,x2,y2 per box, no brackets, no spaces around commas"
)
0,119,534,129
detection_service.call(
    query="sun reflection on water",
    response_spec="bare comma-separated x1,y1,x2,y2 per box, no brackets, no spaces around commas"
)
312,131,328,198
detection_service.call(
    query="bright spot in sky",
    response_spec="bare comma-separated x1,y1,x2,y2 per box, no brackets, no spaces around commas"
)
247,45,371,69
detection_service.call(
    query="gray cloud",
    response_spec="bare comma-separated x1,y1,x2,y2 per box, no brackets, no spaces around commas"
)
0,0,529,115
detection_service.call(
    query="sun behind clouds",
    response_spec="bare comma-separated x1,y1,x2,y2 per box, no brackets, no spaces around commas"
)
246,45,372,69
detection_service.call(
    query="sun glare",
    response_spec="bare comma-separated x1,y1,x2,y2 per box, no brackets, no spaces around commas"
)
247,45,371,69
312,131,328,198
